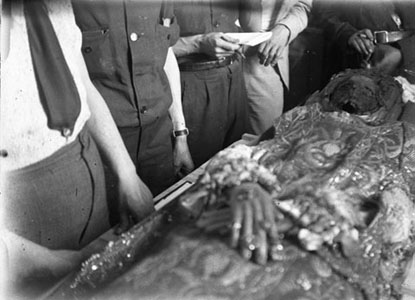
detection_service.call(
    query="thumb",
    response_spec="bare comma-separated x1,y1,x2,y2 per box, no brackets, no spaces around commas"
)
174,163,182,177
114,211,131,235
362,29,374,41
221,34,239,44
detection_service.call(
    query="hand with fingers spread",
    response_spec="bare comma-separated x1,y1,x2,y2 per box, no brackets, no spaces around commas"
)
199,32,241,59
114,174,154,234
229,183,279,265
257,25,290,67
348,29,375,57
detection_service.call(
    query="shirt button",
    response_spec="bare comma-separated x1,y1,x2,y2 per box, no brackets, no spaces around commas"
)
83,46,92,53
140,106,148,114
130,32,138,42
214,22,220,28
0,149,8,157
62,128,72,137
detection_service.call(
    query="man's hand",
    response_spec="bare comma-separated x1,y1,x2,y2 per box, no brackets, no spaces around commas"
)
114,174,154,234
348,29,375,57
257,24,290,67
199,32,241,58
173,135,195,179
2,230,85,288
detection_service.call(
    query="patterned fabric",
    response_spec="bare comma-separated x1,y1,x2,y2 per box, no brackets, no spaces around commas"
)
88,225,365,300
54,71,415,300
177,104,415,300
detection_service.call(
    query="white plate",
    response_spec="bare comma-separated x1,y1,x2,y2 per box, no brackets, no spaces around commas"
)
224,32,272,46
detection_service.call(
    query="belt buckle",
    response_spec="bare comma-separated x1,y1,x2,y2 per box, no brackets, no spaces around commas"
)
218,56,227,62
218,54,235,67
374,31,389,44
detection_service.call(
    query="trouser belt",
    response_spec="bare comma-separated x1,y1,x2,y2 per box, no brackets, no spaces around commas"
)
374,30,414,44
179,53,239,72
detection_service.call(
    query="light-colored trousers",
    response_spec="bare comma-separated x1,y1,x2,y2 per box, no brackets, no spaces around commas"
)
243,53,284,135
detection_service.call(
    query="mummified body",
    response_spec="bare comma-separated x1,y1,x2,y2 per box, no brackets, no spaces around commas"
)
66,70,415,300
179,70,415,299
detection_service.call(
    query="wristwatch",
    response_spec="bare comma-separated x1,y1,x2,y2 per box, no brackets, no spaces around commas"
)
173,128,189,138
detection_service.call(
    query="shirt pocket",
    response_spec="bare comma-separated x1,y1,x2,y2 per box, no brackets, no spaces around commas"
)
174,4,207,36
154,23,176,64
81,28,116,79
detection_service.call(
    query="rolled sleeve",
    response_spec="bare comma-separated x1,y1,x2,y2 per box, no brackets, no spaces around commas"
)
275,0,312,44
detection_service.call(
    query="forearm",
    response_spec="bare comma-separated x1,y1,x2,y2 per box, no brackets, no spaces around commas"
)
164,48,194,175
86,89,136,178
77,54,136,178
1,230,82,285
1,230,47,282
165,47,187,131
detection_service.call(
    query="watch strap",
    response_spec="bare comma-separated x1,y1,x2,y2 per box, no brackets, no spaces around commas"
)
173,128,189,138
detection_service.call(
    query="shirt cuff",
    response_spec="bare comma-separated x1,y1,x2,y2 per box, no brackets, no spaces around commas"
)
274,23,292,47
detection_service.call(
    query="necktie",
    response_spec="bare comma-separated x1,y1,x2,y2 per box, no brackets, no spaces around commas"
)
24,0,81,137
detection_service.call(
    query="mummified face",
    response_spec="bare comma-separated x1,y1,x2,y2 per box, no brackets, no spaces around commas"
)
330,75,380,115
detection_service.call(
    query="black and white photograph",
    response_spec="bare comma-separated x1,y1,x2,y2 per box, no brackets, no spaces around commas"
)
1,0,415,299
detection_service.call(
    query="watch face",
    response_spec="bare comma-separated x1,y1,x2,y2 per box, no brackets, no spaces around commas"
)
173,128,189,137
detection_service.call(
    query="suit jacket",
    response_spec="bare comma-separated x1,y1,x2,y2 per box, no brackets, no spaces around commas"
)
239,0,312,87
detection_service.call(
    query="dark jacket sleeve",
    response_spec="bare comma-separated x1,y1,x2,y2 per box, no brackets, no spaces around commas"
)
315,1,357,50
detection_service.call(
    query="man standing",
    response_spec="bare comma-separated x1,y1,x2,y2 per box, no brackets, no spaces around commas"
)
172,0,249,167
317,0,415,78
239,0,312,134
72,1,194,197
